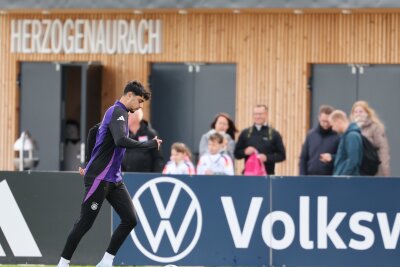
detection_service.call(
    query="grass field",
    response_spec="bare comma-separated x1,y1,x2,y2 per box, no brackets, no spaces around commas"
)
0,266,163,267
0,266,145,267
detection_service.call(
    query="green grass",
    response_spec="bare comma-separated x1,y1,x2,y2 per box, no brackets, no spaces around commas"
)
0,266,159,267
0,266,157,267
0,266,163,267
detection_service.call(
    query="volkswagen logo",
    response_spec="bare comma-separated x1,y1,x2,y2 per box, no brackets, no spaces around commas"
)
131,177,202,263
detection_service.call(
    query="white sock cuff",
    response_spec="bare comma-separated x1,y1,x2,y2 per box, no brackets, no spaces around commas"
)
105,252,115,259
58,257,70,267
102,251,115,264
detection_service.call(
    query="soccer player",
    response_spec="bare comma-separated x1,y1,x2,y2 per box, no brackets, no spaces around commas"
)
57,80,162,267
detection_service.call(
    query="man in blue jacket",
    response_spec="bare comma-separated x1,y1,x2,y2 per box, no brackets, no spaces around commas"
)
320,110,363,176
299,105,340,175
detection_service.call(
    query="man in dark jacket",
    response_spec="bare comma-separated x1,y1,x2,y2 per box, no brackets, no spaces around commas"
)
234,104,286,175
320,110,363,176
299,105,340,175
122,109,164,172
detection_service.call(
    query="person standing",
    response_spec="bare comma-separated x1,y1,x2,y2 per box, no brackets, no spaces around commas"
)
234,104,286,175
122,109,164,172
350,100,391,176
320,110,362,176
57,80,162,267
199,113,237,160
299,105,340,175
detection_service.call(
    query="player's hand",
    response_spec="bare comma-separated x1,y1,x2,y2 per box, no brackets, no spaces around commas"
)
153,136,163,150
244,146,257,155
78,167,86,176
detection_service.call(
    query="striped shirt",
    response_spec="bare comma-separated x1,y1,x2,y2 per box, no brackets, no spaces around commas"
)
162,160,196,175
197,152,234,175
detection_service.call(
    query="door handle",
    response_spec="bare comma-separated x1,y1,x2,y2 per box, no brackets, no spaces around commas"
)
80,142,85,164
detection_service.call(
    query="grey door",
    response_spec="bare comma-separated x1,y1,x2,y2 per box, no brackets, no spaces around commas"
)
358,65,400,177
20,62,102,171
311,64,357,127
150,64,195,163
150,63,236,163
20,62,63,170
193,64,236,157
311,64,400,176
85,65,102,138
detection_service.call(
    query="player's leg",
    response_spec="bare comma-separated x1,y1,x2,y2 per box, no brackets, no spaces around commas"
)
96,182,137,267
57,178,109,267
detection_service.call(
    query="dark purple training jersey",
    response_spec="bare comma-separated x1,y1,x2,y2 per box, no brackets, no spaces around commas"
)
84,101,157,183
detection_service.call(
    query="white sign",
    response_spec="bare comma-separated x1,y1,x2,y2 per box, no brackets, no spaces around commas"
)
131,177,202,263
222,196,400,250
11,19,162,54
0,180,42,257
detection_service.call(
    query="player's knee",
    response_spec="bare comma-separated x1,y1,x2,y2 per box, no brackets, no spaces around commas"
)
82,220,95,232
128,217,138,229
73,218,94,234
124,215,137,230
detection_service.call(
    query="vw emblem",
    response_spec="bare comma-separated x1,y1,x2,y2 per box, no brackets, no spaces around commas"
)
131,177,202,263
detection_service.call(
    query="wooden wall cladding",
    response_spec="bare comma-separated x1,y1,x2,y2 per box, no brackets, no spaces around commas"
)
1,12,399,174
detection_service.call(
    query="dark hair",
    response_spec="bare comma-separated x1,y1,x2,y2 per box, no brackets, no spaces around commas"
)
124,80,151,100
210,113,238,140
319,105,335,115
208,132,224,144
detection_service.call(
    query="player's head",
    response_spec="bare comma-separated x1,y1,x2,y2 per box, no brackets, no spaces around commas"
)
208,133,225,155
121,80,151,112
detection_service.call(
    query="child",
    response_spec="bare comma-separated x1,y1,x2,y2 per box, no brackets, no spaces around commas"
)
197,133,234,175
163,142,196,175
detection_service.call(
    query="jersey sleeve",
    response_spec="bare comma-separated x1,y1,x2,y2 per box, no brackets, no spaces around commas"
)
162,162,172,174
196,156,207,175
187,161,196,175
109,108,158,149
221,155,234,175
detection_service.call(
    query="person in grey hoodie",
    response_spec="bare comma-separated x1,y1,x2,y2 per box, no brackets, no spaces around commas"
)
299,105,340,175
320,110,363,176
199,113,237,160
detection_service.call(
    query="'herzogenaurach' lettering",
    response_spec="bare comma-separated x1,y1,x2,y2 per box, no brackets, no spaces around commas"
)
11,19,162,54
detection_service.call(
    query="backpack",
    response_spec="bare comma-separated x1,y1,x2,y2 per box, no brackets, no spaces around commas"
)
244,152,267,176
360,135,381,176
247,125,276,140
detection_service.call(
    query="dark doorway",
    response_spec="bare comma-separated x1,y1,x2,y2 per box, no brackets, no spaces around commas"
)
311,64,400,176
150,63,236,164
19,62,102,171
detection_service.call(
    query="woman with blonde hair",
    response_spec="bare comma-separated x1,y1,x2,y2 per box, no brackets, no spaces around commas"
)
350,100,391,176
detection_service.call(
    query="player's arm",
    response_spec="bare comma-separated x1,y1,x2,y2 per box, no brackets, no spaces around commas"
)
109,109,158,149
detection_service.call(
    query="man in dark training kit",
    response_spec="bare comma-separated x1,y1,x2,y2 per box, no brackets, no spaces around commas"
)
57,80,162,267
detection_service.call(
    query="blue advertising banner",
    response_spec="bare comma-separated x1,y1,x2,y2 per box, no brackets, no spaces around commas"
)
114,174,400,267
271,176,400,267
114,173,270,266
